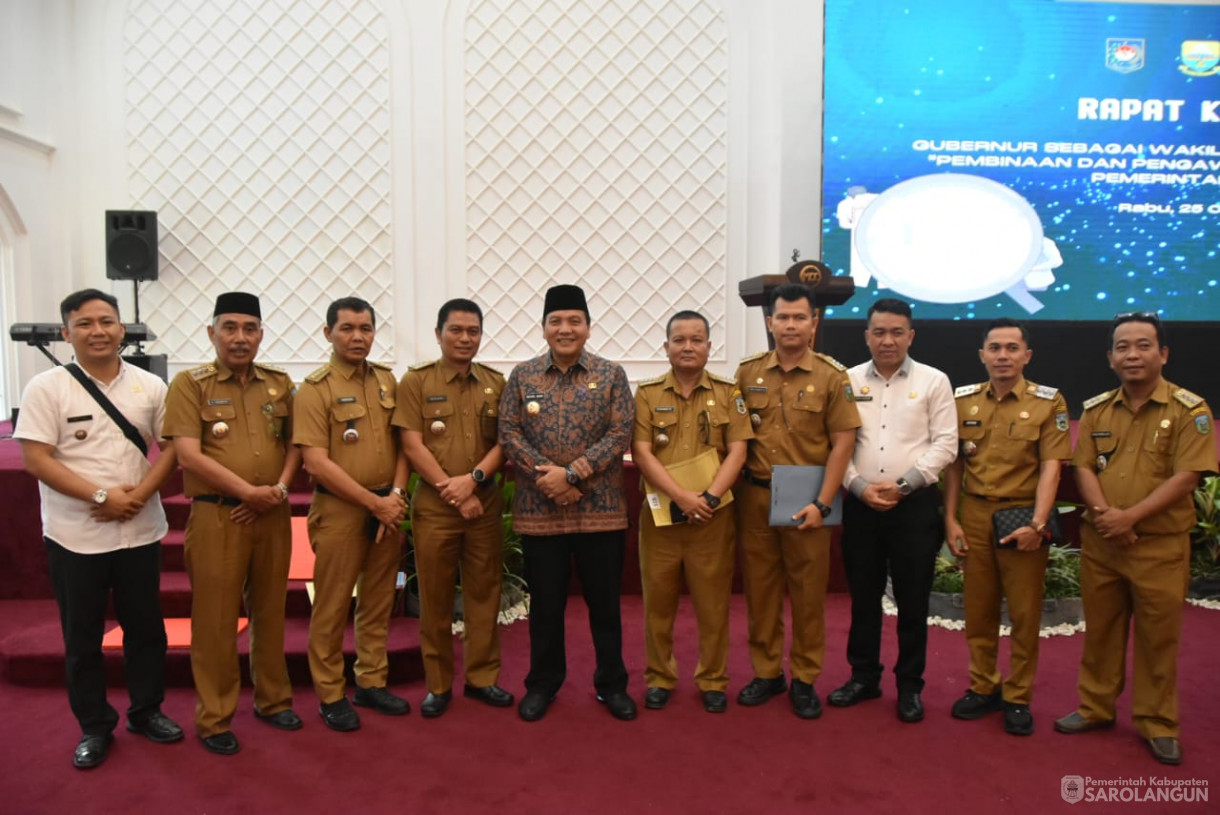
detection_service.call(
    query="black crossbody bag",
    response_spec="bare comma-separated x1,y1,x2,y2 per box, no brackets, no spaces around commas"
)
64,363,149,457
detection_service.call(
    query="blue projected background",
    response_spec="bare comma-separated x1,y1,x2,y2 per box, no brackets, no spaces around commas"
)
821,0,1220,320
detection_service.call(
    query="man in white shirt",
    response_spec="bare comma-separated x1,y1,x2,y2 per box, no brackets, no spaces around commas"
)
828,298,958,723
15,289,183,769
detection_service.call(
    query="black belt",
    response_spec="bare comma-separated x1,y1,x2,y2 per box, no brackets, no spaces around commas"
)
745,473,771,488
964,492,1028,503
193,494,242,507
316,483,393,498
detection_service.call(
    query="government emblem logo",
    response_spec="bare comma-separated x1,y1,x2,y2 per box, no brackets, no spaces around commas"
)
1180,40,1220,77
1061,775,1085,804
1105,38,1144,74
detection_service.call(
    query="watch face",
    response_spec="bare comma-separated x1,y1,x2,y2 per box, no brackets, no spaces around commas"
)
472,468,486,483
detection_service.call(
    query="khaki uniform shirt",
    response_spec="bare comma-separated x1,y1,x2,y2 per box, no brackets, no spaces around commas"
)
163,360,294,497
392,359,505,476
954,377,1071,500
1073,379,1217,536
293,355,400,489
633,370,753,467
734,349,861,479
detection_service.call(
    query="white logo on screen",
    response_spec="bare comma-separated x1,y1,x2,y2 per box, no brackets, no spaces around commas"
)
1061,775,1085,805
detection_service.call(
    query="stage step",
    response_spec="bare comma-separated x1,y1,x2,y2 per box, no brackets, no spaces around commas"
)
122,572,316,619
0,600,423,689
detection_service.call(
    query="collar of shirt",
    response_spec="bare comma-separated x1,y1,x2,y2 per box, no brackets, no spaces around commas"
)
329,353,368,381
75,358,131,390
438,357,477,384
661,369,712,394
546,348,591,374
1113,378,1170,410
865,355,913,382
764,348,815,372
215,358,266,383
984,375,1027,402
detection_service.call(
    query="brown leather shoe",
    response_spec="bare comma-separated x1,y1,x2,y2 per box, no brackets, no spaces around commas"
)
1146,737,1182,765
1053,711,1115,734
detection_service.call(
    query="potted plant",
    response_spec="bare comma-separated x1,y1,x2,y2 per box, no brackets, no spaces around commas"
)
924,542,1082,627
1190,475,1220,599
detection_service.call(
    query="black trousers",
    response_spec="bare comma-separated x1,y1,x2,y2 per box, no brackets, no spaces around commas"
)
522,531,628,697
839,488,943,693
45,538,168,735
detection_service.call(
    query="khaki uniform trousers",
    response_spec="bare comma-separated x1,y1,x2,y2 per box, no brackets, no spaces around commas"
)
738,481,830,684
411,484,504,695
639,504,735,692
184,500,293,738
1076,526,1189,739
961,494,1049,706
307,492,402,704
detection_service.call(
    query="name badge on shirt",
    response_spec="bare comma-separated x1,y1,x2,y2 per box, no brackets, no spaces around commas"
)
337,396,357,404
67,415,92,423
206,399,231,406
426,395,447,403
654,406,675,413
1091,431,1112,438
963,420,982,427
747,386,767,393
855,395,873,402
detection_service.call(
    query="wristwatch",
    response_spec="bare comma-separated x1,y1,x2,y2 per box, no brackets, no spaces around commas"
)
565,466,580,486
391,486,408,499
471,468,487,484
896,478,913,497
701,491,721,509
275,482,289,502
92,488,108,505
812,499,832,518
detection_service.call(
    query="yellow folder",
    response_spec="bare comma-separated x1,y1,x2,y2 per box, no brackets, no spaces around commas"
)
644,448,734,527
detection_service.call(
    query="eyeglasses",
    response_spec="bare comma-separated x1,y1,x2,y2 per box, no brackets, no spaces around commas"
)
1112,311,1160,324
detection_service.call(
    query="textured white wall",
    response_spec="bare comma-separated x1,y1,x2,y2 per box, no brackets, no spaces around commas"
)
0,0,826,393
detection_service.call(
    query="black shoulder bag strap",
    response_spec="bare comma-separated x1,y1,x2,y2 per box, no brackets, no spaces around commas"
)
64,363,149,457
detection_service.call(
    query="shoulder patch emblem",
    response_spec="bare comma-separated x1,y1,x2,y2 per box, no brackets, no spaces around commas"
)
1083,390,1116,410
814,352,847,371
189,364,218,380
954,383,983,398
1196,414,1212,435
304,365,331,384
1032,384,1059,400
1174,388,1203,409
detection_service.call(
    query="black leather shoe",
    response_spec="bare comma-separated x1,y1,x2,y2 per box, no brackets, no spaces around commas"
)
701,691,728,713
951,689,1003,720
73,733,113,769
788,679,822,720
596,692,638,721
199,731,240,756
1004,702,1034,736
897,692,924,723
126,712,185,743
1054,711,1115,734
319,698,362,732
464,684,515,707
827,679,882,708
1147,737,1183,765
253,709,303,731
643,687,670,710
736,676,787,706
518,691,555,722
354,686,410,716
421,691,452,718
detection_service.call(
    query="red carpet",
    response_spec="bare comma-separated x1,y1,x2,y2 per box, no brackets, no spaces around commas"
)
1,595,1216,814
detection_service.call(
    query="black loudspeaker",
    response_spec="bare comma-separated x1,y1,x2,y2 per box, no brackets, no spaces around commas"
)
122,353,168,382
105,210,159,281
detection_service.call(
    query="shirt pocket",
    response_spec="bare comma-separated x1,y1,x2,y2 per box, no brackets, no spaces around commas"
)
1143,429,1173,477
201,404,237,443
422,399,455,439
705,406,732,447
1001,422,1041,462
650,411,678,447
786,392,827,432
745,389,774,427
480,400,500,442
331,403,367,439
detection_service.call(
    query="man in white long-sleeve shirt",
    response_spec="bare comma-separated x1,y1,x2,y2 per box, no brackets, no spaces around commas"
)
828,298,958,723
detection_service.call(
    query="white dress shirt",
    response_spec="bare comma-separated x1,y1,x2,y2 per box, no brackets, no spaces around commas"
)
843,355,958,496
14,361,169,554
